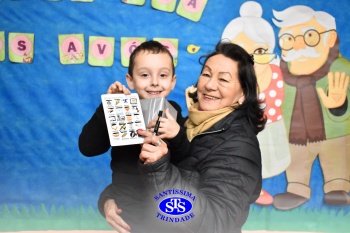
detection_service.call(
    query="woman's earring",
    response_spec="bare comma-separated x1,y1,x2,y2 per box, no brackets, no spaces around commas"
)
238,94,244,105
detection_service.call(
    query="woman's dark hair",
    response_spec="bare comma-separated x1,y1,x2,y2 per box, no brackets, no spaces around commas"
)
189,41,266,134
128,40,175,77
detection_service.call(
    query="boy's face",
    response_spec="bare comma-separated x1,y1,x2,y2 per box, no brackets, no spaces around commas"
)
126,51,176,99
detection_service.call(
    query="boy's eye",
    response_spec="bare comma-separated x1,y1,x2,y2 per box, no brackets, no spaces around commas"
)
160,74,168,78
141,73,150,78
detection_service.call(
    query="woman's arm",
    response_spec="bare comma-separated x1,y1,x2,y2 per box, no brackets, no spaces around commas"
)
167,125,192,164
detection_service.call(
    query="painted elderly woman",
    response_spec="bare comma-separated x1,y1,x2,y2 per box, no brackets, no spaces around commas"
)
221,1,291,205
138,42,266,233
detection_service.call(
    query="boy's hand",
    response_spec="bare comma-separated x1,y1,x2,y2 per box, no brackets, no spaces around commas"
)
104,199,131,233
147,108,180,139
107,81,131,95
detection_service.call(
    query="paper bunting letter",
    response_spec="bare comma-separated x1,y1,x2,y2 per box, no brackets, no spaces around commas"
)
153,38,178,67
120,37,146,67
0,31,5,62
152,0,177,13
121,0,145,6
176,0,208,22
9,32,34,63
88,36,115,67
58,34,85,65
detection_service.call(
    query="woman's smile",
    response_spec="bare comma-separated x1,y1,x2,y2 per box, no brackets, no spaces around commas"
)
203,94,220,100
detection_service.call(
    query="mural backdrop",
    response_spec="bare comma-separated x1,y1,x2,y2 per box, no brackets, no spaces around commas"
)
0,0,349,232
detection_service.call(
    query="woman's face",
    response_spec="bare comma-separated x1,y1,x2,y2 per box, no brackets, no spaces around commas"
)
197,54,244,111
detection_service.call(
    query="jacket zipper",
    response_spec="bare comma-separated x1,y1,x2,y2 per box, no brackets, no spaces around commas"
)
191,127,229,140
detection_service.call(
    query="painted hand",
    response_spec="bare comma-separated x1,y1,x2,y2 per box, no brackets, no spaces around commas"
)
317,71,349,108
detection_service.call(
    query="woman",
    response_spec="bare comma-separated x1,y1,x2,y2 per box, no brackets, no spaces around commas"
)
138,42,266,233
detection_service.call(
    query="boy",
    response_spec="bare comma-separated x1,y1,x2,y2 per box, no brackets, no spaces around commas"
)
79,40,185,232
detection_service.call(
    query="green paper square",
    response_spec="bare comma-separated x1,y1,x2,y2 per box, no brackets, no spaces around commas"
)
120,37,147,67
151,0,177,13
153,38,178,67
0,31,5,62
176,0,207,22
8,32,34,63
58,34,85,65
88,36,115,67
121,0,145,6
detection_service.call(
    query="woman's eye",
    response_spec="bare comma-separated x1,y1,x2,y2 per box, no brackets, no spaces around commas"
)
219,78,229,83
201,73,210,77
254,48,267,54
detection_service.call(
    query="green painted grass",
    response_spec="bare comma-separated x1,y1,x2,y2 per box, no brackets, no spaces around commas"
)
0,204,112,231
0,204,348,232
244,205,349,233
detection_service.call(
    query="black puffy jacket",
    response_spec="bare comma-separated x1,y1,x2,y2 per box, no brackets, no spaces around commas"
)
139,108,262,233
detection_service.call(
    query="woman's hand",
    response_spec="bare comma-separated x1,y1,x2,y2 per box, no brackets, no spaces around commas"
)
104,199,131,233
107,81,131,95
138,129,168,164
146,108,180,139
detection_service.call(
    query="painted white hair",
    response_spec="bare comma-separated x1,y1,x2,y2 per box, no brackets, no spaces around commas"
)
221,1,275,52
272,5,336,31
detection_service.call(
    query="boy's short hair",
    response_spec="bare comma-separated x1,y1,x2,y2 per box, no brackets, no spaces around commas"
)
128,40,175,77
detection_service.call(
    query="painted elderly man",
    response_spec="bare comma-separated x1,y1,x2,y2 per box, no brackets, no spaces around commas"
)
272,5,350,210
